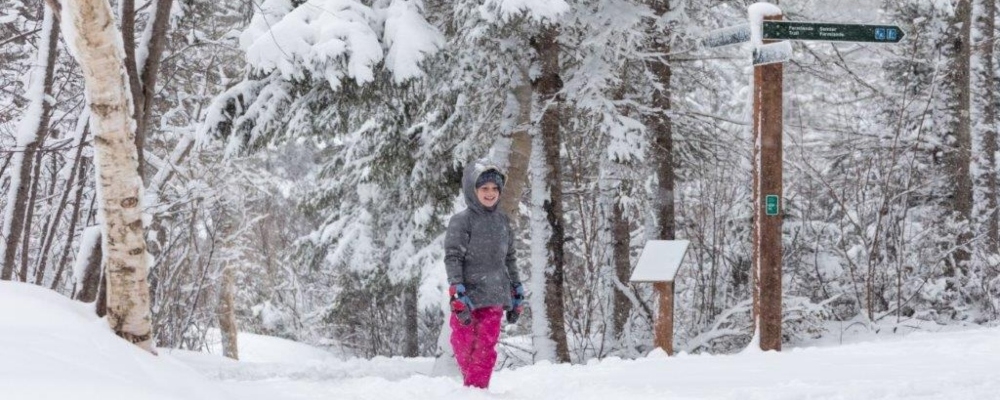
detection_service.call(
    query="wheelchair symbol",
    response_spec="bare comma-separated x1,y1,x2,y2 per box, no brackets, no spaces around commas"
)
875,28,886,41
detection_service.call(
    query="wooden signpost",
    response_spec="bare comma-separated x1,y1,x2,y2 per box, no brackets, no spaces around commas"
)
630,240,690,355
753,9,784,352
697,3,907,352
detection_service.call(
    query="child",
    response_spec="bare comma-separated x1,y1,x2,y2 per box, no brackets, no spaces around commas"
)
444,160,524,389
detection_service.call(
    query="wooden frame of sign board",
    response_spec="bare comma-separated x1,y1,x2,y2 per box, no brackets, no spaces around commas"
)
629,240,690,355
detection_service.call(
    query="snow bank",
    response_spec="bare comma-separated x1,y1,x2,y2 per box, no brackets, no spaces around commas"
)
9,271,1000,400
200,328,345,364
0,282,229,399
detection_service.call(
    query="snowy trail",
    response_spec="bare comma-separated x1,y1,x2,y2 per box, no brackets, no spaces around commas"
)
5,281,997,400
177,328,1000,400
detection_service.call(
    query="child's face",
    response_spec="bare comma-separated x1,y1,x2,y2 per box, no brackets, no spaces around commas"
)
476,182,500,208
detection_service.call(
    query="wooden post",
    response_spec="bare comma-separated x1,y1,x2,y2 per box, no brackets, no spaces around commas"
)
653,281,675,355
630,240,688,356
752,10,783,352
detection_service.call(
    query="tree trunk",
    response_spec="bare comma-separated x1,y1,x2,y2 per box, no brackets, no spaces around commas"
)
647,0,675,242
72,200,105,318
19,150,44,281
51,154,90,290
500,78,533,222
1,6,59,281
0,154,11,190
979,0,998,249
73,226,103,303
96,265,108,317
121,0,143,132
218,264,239,360
606,74,634,342
33,145,61,283
948,0,974,276
611,193,632,338
133,0,176,181
403,276,419,357
145,136,195,262
61,0,155,353
44,0,61,17
37,122,91,285
532,23,570,363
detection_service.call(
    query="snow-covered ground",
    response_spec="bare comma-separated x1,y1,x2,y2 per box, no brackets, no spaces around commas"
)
0,282,227,399
4,280,1000,399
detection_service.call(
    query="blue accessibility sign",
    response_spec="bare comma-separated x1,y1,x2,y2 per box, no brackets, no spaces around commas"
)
875,28,886,41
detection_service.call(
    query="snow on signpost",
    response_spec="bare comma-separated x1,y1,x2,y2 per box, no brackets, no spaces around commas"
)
702,23,751,49
630,240,690,356
752,41,793,66
630,240,690,283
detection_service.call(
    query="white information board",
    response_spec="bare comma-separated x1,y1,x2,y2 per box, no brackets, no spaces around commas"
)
629,240,690,282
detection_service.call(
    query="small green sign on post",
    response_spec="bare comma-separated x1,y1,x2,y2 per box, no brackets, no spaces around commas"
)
765,195,780,216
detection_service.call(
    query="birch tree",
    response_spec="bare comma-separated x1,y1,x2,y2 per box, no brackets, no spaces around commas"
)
59,0,154,352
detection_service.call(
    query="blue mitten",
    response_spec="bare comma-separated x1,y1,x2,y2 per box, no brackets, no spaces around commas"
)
507,282,524,324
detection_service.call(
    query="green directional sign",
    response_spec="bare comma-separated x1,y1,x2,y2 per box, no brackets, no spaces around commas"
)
765,195,780,216
762,21,905,43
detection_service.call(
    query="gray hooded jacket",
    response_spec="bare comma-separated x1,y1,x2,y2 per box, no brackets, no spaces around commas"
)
445,161,521,310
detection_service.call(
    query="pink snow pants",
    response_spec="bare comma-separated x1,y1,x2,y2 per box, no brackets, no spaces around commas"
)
450,306,503,388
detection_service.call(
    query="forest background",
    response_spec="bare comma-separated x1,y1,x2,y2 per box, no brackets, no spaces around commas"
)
2,0,998,364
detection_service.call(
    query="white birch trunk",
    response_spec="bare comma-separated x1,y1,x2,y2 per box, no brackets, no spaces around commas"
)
60,0,154,353
529,127,556,362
